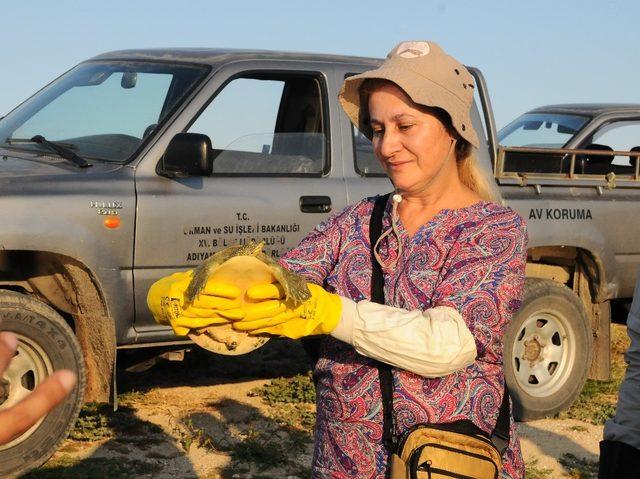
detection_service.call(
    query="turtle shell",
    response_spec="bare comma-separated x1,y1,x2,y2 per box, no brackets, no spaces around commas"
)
188,255,272,355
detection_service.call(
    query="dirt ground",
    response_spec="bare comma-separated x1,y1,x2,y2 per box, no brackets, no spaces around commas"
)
25,325,629,479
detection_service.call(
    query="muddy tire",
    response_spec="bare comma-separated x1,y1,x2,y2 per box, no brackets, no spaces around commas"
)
504,279,592,421
0,290,86,478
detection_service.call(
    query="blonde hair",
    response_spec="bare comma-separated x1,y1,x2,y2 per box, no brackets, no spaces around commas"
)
455,141,502,203
360,79,502,203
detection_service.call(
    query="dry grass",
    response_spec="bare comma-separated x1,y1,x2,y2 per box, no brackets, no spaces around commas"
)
250,372,316,405
21,455,162,479
525,458,554,479
559,323,630,424
559,453,598,478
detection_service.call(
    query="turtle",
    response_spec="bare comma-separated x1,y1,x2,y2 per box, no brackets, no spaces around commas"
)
183,241,311,355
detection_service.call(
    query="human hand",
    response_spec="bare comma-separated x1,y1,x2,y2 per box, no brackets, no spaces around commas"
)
0,332,76,445
147,271,244,336
232,282,342,339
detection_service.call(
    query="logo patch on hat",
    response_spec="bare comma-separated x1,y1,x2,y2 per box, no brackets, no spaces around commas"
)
395,41,430,58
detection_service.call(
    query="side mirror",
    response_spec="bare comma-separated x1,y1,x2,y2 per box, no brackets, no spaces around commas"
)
157,133,213,178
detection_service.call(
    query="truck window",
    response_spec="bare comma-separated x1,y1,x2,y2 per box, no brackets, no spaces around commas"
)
0,62,208,163
581,120,640,176
499,113,589,149
343,71,384,177
499,113,591,175
188,74,328,176
352,126,385,176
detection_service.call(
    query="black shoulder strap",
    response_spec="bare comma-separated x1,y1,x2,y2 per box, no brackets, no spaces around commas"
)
370,193,396,452
369,192,511,455
370,193,389,305
491,383,511,454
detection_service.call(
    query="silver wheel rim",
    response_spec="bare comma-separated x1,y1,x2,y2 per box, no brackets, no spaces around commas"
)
0,333,54,450
511,310,576,397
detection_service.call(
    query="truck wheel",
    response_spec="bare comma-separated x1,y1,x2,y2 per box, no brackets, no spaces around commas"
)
504,278,592,421
0,290,86,477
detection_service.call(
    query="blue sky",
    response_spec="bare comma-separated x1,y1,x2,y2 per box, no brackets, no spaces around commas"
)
0,0,637,128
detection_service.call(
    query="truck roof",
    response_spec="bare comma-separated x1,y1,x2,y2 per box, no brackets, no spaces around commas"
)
89,48,382,67
529,103,640,116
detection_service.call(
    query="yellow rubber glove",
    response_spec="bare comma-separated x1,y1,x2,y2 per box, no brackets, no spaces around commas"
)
147,271,244,336
232,283,342,339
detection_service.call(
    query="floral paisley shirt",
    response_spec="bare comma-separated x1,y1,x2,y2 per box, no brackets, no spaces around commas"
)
280,196,528,479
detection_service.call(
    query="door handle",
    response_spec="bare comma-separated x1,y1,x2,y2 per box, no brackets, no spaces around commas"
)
300,195,332,213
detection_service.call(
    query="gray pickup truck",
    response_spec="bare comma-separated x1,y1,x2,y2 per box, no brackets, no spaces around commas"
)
0,49,635,476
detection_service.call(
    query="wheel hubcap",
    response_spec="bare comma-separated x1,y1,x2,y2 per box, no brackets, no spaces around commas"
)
0,334,53,450
523,337,542,361
512,311,575,397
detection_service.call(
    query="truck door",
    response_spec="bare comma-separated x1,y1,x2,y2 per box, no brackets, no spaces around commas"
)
573,118,640,296
132,61,347,340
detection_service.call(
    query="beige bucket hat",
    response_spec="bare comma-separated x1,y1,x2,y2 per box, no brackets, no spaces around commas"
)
339,40,479,148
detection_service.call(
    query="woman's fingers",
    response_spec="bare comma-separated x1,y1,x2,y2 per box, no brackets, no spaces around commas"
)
191,294,242,311
201,282,242,299
242,300,286,321
180,306,217,319
185,300,244,320
250,318,307,339
233,311,298,331
0,332,18,374
172,315,233,329
246,283,285,301
0,370,76,445
213,308,245,320
182,305,245,320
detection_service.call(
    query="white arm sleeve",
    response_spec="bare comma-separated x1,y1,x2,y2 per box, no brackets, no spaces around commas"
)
330,297,477,377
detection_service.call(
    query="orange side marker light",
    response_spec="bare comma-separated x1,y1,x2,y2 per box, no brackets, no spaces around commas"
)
104,216,121,229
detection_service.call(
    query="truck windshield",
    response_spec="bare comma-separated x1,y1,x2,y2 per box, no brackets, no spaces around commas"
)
0,61,209,163
498,112,590,148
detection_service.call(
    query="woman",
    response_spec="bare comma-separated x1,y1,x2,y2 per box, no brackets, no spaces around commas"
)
149,40,527,478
